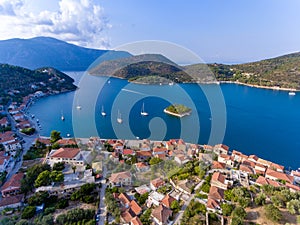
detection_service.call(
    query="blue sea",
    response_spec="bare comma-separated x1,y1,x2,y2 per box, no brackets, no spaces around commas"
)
28,72,300,169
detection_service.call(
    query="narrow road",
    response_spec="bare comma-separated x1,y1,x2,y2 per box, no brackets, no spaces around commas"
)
98,152,109,225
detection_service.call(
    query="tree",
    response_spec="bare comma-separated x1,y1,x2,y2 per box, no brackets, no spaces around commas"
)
171,200,180,212
255,193,266,206
287,199,300,215
50,130,61,143
264,204,282,222
221,203,234,216
149,157,163,165
53,162,65,171
50,170,64,183
21,206,36,219
231,206,246,220
34,170,51,187
15,220,30,225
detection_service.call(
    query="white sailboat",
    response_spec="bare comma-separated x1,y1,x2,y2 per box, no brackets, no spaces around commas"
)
289,91,296,96
76,105,81,110
141,102,148,116
117,110,122,124
61,110,65,121
101,105,106,116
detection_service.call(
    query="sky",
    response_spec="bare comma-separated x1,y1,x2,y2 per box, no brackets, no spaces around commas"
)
0,0,300,63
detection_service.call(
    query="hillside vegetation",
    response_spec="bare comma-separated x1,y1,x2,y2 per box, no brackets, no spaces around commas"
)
0,64,76,103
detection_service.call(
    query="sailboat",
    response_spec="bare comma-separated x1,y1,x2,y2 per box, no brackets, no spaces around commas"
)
76,105,81,110
101,105,106,116
141,102,148,116
61,110,65,121
117,110,122,124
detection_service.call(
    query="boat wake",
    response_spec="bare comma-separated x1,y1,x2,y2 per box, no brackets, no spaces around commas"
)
121,88,146,96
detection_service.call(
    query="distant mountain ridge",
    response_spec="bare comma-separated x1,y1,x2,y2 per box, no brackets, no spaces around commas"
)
0,37,131,71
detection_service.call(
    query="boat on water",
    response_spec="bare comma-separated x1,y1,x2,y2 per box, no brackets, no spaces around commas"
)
289,91,296,96
67,133,71,137
101,105,106,117
76,105,82,110
117,110,122,124
141,102,148,116
61,111,65,121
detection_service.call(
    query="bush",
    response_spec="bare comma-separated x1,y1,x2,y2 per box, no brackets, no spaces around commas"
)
264,204,282,222
21,206,36,219
56,198,69,209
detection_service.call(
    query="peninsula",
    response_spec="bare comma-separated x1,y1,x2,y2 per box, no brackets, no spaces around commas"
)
164,104,192,117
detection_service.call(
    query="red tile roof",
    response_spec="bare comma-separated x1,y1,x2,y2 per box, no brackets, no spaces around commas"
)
239,164,254,174
265,168,294,184
130,200,142,215
56,139,77,146
121,209,135,223
131,216,143,225
207,198,220,210
255,176,281,187
1,173,24,192
136,150,152,157
0,194,23,207
109,171,131,183
211,172,225,184
208,186,224,201
118,193,131,206
161,194,176,208
151,204,172,224
51,148,80,159
212,161,226,169
151,177,165,188
123,149,134,155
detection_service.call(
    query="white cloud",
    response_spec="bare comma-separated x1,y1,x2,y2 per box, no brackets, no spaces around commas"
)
0,0,110,49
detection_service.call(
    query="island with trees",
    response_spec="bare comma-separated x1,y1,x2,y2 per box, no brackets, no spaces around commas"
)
164,104,192,117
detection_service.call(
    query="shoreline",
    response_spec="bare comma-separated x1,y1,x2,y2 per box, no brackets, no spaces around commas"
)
219,81,298,92
95,75,299,92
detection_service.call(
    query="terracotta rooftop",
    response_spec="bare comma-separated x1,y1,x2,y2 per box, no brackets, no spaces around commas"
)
130,200,142,215
1,173,24,192
118,193,131,206
123,149,134,155
50,148,80,159
151,204,172,224
208,186,224,201
255,176,281,187
0,194,23,207
239,164,254,174
214,144,229,151
131,216,143,225
161,194,176,208
121,208,135,223
211,172,225,184
265,168,294,184
56,139,77,146
212,161,226,170
109,171,131,183
207,198,220,210
151,177,165,188
136,150,152,157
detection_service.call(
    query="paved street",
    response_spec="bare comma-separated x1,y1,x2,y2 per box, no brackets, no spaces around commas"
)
98,152,109,225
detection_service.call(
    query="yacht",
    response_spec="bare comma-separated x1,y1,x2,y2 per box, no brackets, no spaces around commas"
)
101,105,106,116
61,111,65,121
76,105,82,110
141,102,148,116
289,91,296,96
117,110,122,124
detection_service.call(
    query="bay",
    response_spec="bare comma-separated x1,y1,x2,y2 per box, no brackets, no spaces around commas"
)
28,72,300,169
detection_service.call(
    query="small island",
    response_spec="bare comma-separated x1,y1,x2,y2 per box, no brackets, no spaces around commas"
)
164,104,192,117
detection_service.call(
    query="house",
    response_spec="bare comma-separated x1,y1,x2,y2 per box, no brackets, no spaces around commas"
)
121,208,136,224
150,177,165,190
151,204,172,225
176,139,186,152
130,200,142,215
291,170,300,184
211,161,226,170
118,192,131,207
135,162,150,172
248,154,259,163
208,186,224,201
285,182,300,192
17,120,31,130
199,153,213,164
203,145,213,152
0,195,23,211
36,137,51,146
257,158,272,168
213,144,229,155
207,198,221,213
231,150,248,163
241,159,256,168
56,139,77,146
165,141,175,151
131,216,143,225
152,147,168,156
254,163,267,175
265,168,294,184
269,163,284,172
218,154,234,167
174,154,189,165
1,173,24,197
0,152,10,172
255,176,281,187
176,179,193,195
109,171,132,187
211,172,227,190
147,191,165,207
0,117,9,128
136,150,152,161
47,148,84,165
123,149,135,156
135,184,151,195
239,164,255,175
13,113,24,121
161,194,176,208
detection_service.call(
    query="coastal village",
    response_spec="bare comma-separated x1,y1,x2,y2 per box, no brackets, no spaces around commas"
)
0,96,299,224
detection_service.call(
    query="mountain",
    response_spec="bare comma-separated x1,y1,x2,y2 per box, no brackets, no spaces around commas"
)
199,52,300,89
0,37,131,71
0,63,77,104
89,53,199,84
